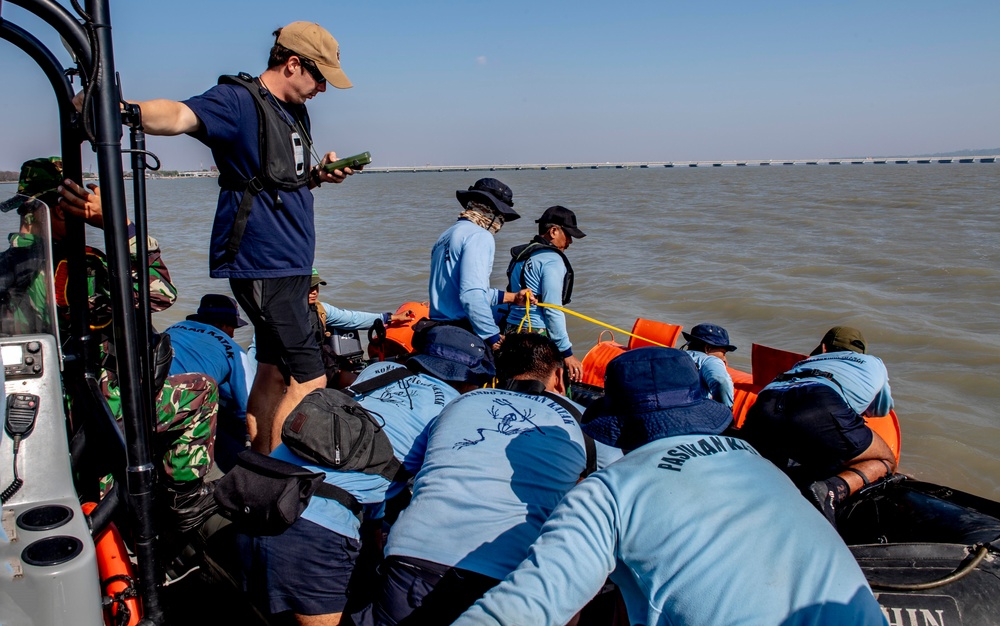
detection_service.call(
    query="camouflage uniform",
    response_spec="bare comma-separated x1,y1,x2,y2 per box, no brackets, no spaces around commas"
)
7,157,219,483
81,235,218,483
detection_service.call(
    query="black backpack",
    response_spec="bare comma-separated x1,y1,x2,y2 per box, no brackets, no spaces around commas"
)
215,367,414,534
280,368,414,483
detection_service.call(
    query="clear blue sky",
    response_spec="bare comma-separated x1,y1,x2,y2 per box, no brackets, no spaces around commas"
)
1,0,997,170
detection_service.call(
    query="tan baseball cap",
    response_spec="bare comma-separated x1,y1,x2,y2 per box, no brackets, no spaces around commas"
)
277,21,352,89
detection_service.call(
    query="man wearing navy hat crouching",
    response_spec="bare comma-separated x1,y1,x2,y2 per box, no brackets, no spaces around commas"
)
452,347,885,626
681,322,737,408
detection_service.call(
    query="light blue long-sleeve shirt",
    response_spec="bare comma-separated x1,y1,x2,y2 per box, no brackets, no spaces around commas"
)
454,434,886,626
385,387,599,580
320,301,387,331
428,219,503,344
271,361,459,540
506,249,573,355
166,320,249,421
685,350,735,408
764,351,894,417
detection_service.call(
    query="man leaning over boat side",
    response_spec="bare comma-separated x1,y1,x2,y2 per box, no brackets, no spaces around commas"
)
123,22,359,454
503,205,586,383
680,322,737,408
452,347,886,626
8,157,222,534
352,333,622,626
425,178,534,351
739,326,897,526
237,326,494,626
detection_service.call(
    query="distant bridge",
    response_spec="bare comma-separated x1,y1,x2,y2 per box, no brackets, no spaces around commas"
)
365,155,998,174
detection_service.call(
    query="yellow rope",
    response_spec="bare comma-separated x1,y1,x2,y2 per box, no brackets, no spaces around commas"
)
514,289,669,348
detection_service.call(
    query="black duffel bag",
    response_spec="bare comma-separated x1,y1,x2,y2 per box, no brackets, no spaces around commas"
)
214,449,361,536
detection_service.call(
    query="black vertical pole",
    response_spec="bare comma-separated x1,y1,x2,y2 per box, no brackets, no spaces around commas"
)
85,0,165,622
127,115,156,432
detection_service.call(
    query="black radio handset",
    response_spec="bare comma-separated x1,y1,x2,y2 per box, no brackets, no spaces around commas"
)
6,393,39,439
1,393,39,503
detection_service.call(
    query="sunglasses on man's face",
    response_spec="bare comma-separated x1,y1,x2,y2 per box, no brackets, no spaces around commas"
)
299,58,326,85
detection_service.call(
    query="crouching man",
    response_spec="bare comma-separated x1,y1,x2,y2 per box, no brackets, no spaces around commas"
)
354,333,620,626
739,326,896,525
237,326,494,625
453,347,885,626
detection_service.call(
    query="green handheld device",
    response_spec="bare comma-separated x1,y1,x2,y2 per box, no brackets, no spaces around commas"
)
323,152,372,172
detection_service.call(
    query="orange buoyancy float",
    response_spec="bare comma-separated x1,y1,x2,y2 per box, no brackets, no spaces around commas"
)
368,301,430,361
628,318,682,350
580,331,627,388
81,502,141,626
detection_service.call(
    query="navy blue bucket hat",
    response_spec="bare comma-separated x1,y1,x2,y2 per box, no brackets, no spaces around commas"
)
681,323,737,352
187,294,248,328
408,325,496,384
456,178,520,221
581,347,734,449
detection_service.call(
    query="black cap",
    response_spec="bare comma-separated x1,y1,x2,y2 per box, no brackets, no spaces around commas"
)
456,178,520,221
536,205,585,238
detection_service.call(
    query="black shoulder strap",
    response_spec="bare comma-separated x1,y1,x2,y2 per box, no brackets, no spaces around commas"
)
346,366,414,396
543,392,597,478
774,367,846,397
313,482,364,519
377,456,411,483
346,366,417,484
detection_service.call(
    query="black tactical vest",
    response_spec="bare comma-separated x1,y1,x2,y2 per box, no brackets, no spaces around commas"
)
216,73,313,260
506,236,575,305
218,73,313,190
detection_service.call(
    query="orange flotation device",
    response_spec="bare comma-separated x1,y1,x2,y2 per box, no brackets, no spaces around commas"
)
81,502,141,626
581,319,682,387
368,301,430,361
580,332,627,387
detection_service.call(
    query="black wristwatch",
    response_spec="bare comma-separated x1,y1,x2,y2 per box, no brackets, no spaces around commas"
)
310,165,322,187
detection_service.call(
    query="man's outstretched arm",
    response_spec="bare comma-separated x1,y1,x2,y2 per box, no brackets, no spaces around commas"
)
133,99,201,136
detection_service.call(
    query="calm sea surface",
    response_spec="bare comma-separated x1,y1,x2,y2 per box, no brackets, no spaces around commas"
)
124,164,999,500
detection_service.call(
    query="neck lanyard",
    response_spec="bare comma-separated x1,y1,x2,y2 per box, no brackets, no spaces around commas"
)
257,76,322,165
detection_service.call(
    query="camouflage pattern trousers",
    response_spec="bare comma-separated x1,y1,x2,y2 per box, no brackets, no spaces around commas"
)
154,372,219,483
105,371,219,484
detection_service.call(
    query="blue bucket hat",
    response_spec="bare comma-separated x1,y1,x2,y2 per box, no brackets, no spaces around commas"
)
408,325,496,384
681,323,737,352
456,178,520,221
581,347,734,449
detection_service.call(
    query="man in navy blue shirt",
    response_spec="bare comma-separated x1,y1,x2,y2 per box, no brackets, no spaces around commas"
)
128,22,359,453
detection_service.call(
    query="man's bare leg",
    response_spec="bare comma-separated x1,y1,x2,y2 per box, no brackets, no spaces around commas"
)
295,612,341,626
246,362,286,453
807,430,896,525
837,430,896,495
268,374,326,452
